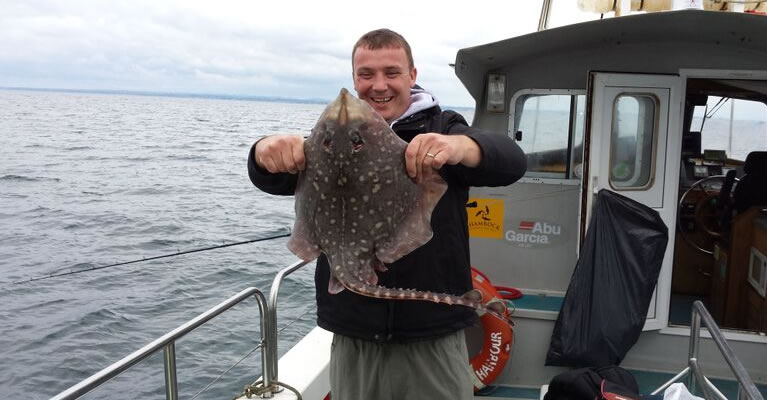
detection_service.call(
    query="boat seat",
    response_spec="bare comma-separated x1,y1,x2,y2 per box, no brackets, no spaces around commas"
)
733,151,767,214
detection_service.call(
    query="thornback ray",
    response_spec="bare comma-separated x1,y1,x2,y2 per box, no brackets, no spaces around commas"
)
287,88,507,318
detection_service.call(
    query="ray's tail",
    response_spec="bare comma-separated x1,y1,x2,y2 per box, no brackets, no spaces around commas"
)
340,279,510,322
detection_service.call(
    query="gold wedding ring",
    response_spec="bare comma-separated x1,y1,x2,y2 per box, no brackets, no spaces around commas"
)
425,152,436,158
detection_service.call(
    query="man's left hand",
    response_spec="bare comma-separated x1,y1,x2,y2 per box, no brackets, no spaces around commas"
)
404,133,481,183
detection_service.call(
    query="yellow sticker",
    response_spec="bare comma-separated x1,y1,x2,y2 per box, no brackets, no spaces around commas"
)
466,197,504,239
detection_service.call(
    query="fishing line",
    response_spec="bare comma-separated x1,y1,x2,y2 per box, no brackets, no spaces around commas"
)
8,227,292,285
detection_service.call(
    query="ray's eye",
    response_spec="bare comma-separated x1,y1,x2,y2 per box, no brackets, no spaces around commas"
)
322,135,332,150
350,131,364,152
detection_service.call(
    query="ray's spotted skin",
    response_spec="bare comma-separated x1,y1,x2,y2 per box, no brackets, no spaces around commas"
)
288,89,506,318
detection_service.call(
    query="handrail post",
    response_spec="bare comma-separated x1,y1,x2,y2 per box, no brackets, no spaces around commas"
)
163,343,179,400
266,260,312,388
688,301,764,400
688,306,701,393
261,299,273,398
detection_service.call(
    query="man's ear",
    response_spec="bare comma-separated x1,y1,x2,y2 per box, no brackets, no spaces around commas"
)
410,67,417,87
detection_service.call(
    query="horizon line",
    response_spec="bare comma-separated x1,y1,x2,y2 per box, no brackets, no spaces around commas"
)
0,86,475,110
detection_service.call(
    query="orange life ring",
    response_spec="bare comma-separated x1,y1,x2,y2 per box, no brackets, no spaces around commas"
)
469,268,514,391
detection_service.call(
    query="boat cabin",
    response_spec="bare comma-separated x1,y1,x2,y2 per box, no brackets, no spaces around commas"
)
459,8,767,392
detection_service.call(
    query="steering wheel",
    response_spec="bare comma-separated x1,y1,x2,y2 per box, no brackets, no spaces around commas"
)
677,175,737,255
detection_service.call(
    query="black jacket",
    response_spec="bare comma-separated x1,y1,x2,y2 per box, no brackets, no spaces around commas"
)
248,105,526,342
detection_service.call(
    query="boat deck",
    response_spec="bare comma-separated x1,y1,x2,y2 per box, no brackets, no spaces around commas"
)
475,370,767,399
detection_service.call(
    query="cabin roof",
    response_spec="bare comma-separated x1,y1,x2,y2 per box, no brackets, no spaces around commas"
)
455,10,767,100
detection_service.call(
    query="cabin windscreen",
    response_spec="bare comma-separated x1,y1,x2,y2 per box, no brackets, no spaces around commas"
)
513,93,585,179
691,97,767,162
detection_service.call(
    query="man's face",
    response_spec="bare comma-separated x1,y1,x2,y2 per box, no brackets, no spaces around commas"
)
352,46,417,123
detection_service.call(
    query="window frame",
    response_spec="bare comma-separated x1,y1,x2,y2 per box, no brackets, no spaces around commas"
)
509,89,586,181
608,93,661,191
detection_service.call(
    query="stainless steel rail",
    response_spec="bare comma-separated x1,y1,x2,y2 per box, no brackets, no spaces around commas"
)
50,258,316,400
50,287,269,400
651,300,764,400
265,260,313,390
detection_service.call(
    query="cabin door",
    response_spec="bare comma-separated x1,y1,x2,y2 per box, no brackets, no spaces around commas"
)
585,73,682,330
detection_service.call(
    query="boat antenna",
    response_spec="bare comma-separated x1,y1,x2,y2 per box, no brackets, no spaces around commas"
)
7,227,292,285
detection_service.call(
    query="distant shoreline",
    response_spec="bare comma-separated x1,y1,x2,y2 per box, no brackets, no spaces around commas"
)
0,86,474,111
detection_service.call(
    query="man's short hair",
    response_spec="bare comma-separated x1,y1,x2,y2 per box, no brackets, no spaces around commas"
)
352,29,414,70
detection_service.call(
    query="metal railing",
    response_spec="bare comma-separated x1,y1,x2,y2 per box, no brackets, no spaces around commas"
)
265,260,312,391
50,259,313,400
651,301,764,400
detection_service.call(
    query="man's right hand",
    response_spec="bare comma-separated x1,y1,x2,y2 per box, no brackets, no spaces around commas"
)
254,134,306,174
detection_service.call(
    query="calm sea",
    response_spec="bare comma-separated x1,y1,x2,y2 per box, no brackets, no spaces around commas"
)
0,89,326,399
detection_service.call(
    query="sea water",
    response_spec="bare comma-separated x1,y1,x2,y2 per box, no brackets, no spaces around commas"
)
0,89,324,399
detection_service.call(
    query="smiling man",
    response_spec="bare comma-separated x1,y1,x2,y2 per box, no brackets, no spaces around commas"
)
248,29,526,399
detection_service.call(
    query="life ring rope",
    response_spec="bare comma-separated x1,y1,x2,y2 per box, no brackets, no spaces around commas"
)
471,267,523,300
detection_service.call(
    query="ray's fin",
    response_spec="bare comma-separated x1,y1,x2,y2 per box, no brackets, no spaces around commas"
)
287,175,322,261
328,275,345,294
375,172,447,263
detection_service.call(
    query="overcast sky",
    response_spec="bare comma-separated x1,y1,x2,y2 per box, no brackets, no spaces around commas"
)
0,0,598,107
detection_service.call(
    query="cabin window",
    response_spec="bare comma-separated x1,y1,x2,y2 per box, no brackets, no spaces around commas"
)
513,93,585,179
609,94,658,189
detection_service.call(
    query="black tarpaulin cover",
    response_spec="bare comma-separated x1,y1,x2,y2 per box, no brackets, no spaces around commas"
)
545,189,669,367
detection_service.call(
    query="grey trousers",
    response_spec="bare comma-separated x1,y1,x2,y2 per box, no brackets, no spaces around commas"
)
329,329,474,400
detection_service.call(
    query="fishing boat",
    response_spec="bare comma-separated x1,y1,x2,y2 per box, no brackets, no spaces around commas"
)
51,2,767,399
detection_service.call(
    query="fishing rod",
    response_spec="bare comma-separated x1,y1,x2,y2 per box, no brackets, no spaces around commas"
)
9,227,292,285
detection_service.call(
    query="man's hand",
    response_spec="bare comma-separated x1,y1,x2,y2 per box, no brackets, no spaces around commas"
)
254,134,306,174
405,133,481,182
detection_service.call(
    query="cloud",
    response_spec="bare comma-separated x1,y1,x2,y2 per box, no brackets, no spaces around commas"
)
0,0,558,106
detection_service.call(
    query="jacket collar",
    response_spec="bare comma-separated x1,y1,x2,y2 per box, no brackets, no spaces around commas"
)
389,85,439,127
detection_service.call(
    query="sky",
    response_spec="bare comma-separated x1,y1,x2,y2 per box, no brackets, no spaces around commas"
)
0,0,596,107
